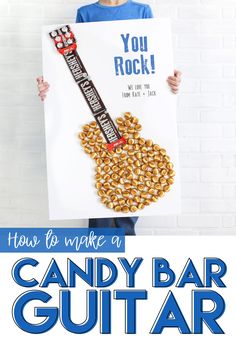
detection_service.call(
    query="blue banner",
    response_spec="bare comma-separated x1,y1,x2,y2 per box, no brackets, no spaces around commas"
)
0,228,125,253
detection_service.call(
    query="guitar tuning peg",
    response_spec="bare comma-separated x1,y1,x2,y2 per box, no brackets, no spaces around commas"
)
55,36,62,42
67,39,73,45
65,31,74,38
61,25,70,33
56,42,64,49
49,31,57,38
49,30,58,38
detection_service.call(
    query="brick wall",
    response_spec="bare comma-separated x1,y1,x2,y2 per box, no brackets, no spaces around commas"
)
0,0,236,234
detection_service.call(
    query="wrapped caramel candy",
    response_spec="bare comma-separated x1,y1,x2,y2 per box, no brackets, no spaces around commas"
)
78,113,175,213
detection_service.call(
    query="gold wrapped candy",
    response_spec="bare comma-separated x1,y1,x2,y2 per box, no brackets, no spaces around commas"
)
78,112,175,213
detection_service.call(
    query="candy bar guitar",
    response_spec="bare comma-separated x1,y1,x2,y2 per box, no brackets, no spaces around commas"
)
49,25,175,213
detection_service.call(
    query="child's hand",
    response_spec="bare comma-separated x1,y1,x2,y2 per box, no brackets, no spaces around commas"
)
167,70,182,94
36,76,50,101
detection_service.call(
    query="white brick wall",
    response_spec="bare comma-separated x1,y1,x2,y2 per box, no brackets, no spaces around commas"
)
0,0,236,234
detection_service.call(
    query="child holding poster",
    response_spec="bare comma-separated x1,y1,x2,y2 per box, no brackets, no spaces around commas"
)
37,0,182,235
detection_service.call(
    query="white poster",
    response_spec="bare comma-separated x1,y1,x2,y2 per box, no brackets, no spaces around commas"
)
42,18,180,220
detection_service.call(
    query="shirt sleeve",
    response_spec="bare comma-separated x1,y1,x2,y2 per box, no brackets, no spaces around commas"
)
144,5,154,19
76,9,84,23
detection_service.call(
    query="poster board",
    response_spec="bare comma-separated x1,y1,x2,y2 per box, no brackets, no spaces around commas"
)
42,18,180,220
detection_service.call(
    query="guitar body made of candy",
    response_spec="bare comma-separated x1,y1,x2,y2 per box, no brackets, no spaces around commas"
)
49,25,175,213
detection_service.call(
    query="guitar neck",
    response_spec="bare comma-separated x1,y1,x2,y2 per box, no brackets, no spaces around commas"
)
49,25,126,150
